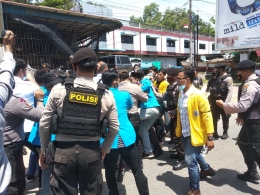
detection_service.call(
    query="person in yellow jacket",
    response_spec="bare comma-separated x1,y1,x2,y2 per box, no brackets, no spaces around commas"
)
175,68,215,195
153,69,169,94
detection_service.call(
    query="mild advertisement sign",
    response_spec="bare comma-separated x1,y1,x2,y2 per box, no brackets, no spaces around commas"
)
216,0,260,50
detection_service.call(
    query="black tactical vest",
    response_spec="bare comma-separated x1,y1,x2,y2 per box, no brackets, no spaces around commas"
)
215,74,231,97
238,78,260,120
165,83,179,111
56,79,106,136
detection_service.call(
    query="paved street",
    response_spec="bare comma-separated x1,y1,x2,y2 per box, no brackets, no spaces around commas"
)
24,85,260,195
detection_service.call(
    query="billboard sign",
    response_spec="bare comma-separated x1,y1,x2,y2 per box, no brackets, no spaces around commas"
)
215,0,260,50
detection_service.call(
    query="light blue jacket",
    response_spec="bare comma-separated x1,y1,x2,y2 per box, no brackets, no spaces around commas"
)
28,86,55,146
101,88,136,149
140,78,160,109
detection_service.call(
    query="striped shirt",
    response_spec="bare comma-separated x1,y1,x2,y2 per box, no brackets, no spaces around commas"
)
178,85,197,137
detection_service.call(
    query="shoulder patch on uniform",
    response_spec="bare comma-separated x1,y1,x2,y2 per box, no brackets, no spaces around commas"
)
243,83,250,92
69,92,98,105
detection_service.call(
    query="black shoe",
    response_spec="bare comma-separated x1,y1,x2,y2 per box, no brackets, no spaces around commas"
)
173,161,187,170
168,140,174,144
170,153,179,159
25,174,34,183
237,172,260,183
154,149,163,158
213,135,219,140
221,133,229,140
142,152,154,159
200,167,216,179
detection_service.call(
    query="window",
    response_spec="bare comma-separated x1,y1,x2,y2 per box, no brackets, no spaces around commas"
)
108,56,115,64
101,57,108,63
167,40,175,47
199,44,206,50
184,41,190,48
146,38,157,46
121,35,134,44
120,56,131,64
212,44,215,50
116,57,121,64
100,34,107,42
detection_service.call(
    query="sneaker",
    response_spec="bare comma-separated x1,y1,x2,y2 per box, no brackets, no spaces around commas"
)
168,147,177,152
237,172,260,183
142,152,154,159
25,174,34,183
221,133,229,140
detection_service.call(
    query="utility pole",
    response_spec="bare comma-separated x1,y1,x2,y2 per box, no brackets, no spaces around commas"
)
189,0,193,67
196,10,199,71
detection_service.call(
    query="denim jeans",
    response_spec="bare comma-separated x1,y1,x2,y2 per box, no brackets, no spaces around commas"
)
41,164,53,195
139,107,160,154
27,152,37,176
182,136,210,190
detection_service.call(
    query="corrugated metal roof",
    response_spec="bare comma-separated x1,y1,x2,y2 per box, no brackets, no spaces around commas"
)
0,0,122,33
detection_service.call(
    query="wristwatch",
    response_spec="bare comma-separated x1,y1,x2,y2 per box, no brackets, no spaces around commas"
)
37,98,44,102
207,136,213,141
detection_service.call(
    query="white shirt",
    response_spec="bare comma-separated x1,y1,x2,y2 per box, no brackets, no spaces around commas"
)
93,74,102,83
178,85,197,137
13,77,39,132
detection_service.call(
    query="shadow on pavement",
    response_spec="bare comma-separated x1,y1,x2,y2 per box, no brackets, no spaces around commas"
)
203,168,260,195
156,171,189,195
102,181,126,195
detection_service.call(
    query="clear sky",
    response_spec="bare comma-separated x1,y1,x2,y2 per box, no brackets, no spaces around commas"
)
84,0,216,23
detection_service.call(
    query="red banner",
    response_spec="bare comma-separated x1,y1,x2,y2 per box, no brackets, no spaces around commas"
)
256,50,260,57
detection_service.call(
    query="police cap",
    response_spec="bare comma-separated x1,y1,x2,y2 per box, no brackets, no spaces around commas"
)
71,47,97,64
234,60,256,70
118,70,129,78
131,69,145,80
214,64,226,69
42,72,63,88
166,68,180,77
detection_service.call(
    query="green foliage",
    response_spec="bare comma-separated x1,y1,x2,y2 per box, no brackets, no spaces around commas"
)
130,3,215,36
232,51,260,63
37,0,75,10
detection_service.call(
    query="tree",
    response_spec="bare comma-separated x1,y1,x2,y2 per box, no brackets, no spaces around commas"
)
38,0,75,10
130,3,215,36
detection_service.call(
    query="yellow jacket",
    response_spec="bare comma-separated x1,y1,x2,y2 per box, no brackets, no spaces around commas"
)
153,80,169,94
176,86,214,147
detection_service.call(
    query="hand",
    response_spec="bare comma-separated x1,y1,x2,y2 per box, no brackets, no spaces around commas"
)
101,151,106,162
206,140,214,151
216,100,224,108
3,30,16,52
34,89,44,100
168,110,176,118
39,152,48,170
236,117,244,126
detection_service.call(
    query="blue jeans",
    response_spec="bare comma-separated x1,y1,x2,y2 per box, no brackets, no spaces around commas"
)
41,164,53,195
182,136,210,190
27,152,37,176
139,107,160,154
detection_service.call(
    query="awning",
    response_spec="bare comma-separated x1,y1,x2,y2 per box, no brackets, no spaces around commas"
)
184,39,190,42
167,38,178,41
146,35,160,39
121,31,137,36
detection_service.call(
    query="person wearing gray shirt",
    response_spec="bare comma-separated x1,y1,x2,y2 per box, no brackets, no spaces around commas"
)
0,30,15,195
118,70,148,160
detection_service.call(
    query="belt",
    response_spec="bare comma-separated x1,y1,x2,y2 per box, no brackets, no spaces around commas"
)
4,141,23,148
56,141,100,148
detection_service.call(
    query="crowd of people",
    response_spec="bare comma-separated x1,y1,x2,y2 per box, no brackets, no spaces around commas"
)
0,30,260,195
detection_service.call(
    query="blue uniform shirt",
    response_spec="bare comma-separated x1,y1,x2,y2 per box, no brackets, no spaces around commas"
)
140,78,160,109
101,88,136,149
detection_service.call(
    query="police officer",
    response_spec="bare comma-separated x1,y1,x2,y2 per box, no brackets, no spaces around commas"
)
216,60,260,183
39,48,119,195
211,64,233,140
164,68,187,170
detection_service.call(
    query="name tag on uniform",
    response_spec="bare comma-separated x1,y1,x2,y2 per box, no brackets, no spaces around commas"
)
69,92,98,105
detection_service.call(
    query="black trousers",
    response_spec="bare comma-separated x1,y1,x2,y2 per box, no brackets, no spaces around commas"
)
50,141,103,195
237,122,260,170
104,144,149,195
4,142,26,195
211,100,230,136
